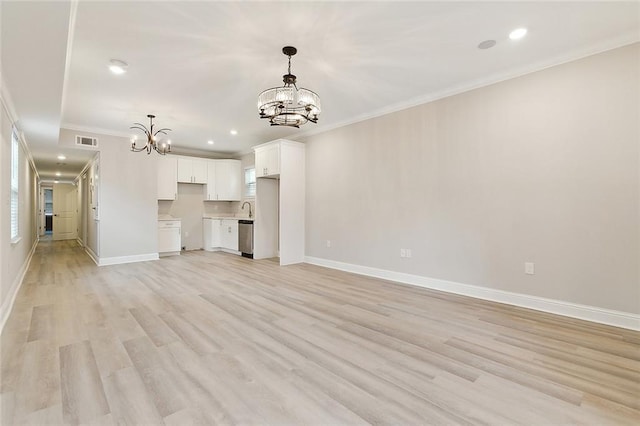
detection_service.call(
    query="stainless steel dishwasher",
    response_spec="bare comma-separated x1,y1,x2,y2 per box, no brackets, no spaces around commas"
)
238,220,254,258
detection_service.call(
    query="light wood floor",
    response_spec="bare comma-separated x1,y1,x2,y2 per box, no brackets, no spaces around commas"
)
1,240,639,425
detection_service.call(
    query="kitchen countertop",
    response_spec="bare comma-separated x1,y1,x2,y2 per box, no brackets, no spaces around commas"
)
158,215,181,221
202,215,253,221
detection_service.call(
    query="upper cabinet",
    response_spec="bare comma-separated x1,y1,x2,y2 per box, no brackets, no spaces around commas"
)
204,159,241,201
255,143,280,178
157,155,177,200
177,157,207,184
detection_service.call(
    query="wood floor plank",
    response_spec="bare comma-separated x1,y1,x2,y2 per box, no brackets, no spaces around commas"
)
1,239,639,425
122,335,188,417
59,340,110,424
101,367,164,425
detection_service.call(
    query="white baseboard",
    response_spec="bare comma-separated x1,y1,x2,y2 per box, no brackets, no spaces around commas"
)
83,248,159,266
85,246,99,266
304,256,640,331
99,253,159,266
0,238,38,334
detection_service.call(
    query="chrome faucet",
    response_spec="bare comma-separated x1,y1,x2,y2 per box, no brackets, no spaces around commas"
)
241,201,253,218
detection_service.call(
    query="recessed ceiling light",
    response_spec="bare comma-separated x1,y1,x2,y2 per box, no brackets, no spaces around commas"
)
208,140,214,145
509,28,528,40
478,40,496,50
57,154,66,160
54,180,59,184
55,172,61,176
230,129,238,135
108,59,128,75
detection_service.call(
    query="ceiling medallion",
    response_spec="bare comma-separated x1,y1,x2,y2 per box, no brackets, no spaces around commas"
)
258,46,321,128
130,114,171,155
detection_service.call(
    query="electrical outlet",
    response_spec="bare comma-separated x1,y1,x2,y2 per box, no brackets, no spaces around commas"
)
406,249,412,258
525,262,535,275
326,240,331,248
400,249,406,258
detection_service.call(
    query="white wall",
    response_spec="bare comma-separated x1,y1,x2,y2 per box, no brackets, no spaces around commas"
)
302,43,639,316
1,93,39,329
59,129,157,261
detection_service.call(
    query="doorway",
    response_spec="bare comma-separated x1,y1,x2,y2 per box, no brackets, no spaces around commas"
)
44,188,53,235
52,183,77,241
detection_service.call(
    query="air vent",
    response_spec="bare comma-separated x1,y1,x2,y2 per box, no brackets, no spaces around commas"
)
75,135,98,147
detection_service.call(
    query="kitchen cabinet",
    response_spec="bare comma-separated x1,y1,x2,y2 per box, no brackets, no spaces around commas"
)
255,143,280,177
177,157,207,184
158,220,181,255
203,218,221,250
203,218,239,252
221,219,239,251
252,140,305,265
157,155,177,200
204,160,241,201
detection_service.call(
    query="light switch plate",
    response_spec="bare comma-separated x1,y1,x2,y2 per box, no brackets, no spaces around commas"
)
525,262,535,275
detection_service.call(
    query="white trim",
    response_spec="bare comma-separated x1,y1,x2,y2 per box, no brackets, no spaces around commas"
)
0,238,38,334
1,83,39,181
304,256,640,332
61,123,131,139
59,1,78,119
98,253,159,266
294,37,640,140
84,246,99,266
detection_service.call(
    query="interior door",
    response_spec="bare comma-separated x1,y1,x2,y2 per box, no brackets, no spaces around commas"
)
53,183,77,241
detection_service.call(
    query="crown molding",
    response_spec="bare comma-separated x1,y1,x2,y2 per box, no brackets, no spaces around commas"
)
1,80,40,180
61,122,131,138
59,1,78,120
295,35,640,140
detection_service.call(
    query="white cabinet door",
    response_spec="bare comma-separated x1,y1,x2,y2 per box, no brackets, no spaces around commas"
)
192,159,208,184
204,160,217,200
158,227,181,252
216,160,241,201
177,158,193,183
203,218,222,249
157,156,177,200
255,144,280,178
220,219,238,251
212,219,222,247
177,157,207,184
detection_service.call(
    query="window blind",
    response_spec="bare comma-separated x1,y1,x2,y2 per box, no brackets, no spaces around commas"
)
244,167,256,198
10,129,19,239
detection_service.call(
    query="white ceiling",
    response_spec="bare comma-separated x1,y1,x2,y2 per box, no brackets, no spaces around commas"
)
2,1,639,182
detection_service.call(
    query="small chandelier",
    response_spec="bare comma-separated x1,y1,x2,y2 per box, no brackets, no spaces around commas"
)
130,114,172,155
258,46,321,128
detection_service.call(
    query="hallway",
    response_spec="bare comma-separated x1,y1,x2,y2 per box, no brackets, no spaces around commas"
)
1,240,639,424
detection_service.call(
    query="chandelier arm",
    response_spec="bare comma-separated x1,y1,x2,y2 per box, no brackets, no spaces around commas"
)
153,128,171,136
130,124,151,137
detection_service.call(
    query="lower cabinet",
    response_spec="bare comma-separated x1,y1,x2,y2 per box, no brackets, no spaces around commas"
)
203,218,238,252
158,220,181,255
220,220,238,251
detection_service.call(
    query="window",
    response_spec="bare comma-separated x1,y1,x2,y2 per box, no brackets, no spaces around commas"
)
10,128,19,240
244,167,256,198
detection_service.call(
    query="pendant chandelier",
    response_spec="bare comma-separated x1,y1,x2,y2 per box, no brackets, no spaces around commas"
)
130,114,172,155
258,46,321,128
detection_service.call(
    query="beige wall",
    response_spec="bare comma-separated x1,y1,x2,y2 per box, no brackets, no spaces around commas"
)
1,97,38,323
59,129,157,260
303,43,639,314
